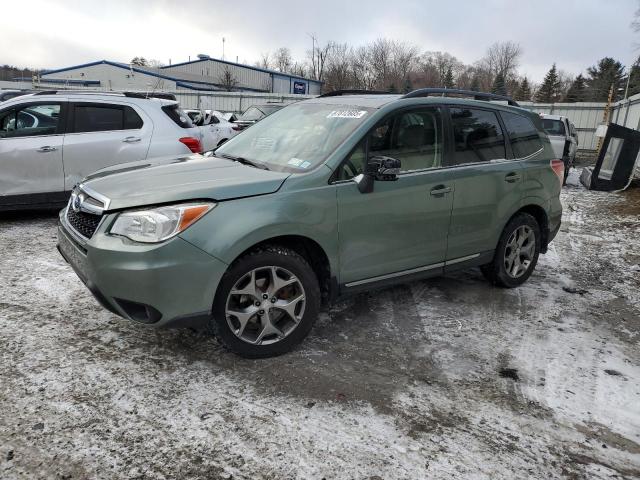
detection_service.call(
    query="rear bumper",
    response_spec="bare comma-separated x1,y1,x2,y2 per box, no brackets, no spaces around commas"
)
57,212,228,329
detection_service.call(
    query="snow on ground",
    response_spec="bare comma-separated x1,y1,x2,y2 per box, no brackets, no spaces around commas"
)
0,173,639,479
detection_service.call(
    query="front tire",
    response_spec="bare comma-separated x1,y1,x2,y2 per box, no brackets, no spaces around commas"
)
208,245,320,358
481,213,541,288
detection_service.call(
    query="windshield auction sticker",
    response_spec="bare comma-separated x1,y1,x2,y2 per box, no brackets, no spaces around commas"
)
327,110,368,119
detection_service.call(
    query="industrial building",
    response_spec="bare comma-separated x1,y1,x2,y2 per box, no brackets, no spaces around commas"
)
38,56,322,95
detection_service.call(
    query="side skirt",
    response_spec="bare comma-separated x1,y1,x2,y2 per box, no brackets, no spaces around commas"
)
336,251,494,300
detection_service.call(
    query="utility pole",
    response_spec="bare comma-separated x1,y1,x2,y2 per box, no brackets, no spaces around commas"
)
222,37,226,61
596,83,615,154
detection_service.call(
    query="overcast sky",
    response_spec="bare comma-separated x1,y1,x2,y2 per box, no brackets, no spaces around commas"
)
1,0,638,82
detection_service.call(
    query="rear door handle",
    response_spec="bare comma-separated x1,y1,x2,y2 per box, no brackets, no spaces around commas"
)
123,136,141,143
430,185,452,196
504,172,521,183
37,146,57,153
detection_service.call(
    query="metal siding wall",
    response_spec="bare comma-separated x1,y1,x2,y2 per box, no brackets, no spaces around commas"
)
172,91,314,112
163,60,272,91
272,75,291,94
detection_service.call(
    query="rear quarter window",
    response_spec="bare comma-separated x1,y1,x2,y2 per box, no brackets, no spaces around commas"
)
162,104,194,128
501,111,544,159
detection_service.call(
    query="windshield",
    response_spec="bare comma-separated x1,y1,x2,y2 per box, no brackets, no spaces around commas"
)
542,119,566,136
216,102,374,172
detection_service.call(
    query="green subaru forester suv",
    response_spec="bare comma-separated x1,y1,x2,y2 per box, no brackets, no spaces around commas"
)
57,89,563,358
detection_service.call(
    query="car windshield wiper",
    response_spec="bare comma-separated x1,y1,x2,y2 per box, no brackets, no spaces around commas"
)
217,153,269,170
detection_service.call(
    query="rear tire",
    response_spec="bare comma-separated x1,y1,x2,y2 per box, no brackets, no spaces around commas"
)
208,245,320,358
481,212,541,288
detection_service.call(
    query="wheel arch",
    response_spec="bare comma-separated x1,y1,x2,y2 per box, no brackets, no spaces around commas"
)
224,234,334,305
511,203,550,253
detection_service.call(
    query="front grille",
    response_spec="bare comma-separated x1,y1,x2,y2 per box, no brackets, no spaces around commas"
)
66,208,102,239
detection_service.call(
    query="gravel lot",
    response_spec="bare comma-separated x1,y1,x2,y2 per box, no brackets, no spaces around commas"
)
1,172,639,480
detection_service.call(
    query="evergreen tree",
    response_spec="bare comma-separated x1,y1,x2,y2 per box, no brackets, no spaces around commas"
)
442,67,455,89
564,74,587,102
513,77,532,101
469,75,480,92
625,57,640,98
387,83,398,93
585,57,625,101
535,64,560,102
491,72,507,96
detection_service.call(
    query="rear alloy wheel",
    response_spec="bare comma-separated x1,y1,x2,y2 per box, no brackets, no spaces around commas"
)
209,246,320,358
481,212,541,288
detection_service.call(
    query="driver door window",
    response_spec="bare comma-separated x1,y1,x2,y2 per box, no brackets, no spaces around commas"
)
336,107,443,180
0,104,61,138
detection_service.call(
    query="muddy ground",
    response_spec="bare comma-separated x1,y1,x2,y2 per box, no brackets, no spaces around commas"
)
0,171,639,479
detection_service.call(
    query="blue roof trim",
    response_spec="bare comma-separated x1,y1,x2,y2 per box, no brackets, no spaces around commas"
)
40,59,319,92
162,57,323,85
38,78,101,86
42,60,226,89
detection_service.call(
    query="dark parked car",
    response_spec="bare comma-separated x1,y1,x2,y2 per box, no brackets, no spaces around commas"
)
233,103,286,130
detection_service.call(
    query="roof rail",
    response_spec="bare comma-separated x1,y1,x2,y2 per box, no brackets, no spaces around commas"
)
318,89,393,98
32,90,176,101
401,88,519,107
123,92,176,101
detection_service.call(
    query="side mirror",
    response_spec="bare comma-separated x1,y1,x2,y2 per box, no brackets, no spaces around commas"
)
354,156,401,193
368,155,401,181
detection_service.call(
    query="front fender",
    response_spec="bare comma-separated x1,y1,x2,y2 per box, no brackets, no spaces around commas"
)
179,185,339,278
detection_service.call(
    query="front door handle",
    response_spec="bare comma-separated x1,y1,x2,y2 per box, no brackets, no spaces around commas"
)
123,136,141,143
37,146,57,153
430,185,452,196
505,172,521,183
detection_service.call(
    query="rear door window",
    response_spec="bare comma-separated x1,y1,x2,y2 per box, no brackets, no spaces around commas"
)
501,111,543,158
450,108,506,164
72,104,143,133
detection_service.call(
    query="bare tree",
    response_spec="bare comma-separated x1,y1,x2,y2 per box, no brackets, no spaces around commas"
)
218,67,238,91
256,52,271,70
480,41,522,84
147,59,165,68
307,34,333,82
273,47,293,73
350,45,377,90
323,43,353,91
420,52,463,88
390,41,419,89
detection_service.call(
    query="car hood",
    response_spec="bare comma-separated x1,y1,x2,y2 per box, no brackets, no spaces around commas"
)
81,154,290,211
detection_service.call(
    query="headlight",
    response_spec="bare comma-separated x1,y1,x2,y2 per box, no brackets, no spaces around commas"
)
110,202,215,243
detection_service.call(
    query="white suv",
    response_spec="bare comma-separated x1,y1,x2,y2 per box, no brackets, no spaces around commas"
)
540,114,578,184
0,91,203,211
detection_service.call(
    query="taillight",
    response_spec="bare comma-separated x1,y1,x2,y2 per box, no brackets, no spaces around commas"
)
550,159,564,185
179,136,202,153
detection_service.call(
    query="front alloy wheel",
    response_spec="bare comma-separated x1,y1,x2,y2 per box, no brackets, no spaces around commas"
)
209,245,320,358
226,266,306,345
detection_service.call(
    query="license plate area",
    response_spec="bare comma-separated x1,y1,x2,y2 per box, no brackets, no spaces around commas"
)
58,226,89,283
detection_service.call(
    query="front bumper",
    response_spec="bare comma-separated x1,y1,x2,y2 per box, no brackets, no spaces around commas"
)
57,209,228,328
